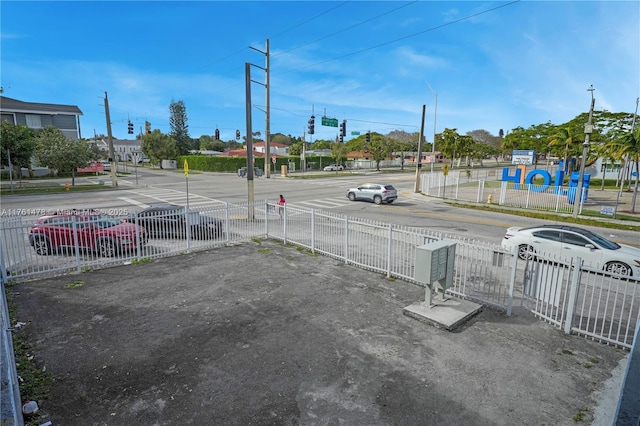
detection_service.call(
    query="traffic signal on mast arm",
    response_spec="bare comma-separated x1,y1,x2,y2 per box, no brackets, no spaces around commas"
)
215,128,220,140
145,121,151,134
365,132,371,144
127,120,134,134
340,120,346,137
235,129,241,140
308,115,315,135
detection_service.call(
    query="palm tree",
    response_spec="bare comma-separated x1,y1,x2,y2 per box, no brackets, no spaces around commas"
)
548,127,582,173
603,125,640,211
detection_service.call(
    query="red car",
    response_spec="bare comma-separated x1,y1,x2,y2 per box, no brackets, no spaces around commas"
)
28,211,148,257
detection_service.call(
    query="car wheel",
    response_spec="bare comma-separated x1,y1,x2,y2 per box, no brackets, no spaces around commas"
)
517,244,535,260
604,262,632,276
348,193,356,201
98,239,116,257
374,195,382,205
32,237,51,255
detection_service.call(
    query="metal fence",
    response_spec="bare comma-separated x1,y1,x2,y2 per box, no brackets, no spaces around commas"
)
2,200,637,349
419,170,595,214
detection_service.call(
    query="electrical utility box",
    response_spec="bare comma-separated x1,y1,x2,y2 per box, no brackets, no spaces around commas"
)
414,240,456,306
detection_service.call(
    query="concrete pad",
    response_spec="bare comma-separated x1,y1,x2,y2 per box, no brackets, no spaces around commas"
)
403,297,483,331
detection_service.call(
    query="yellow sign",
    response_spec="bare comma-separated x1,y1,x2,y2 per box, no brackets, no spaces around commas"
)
184,159,189,177
442,163,449,176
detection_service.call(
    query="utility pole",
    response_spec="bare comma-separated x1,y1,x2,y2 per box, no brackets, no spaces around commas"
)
249,39,271,178
414,105,426,193
104,91,118,187
245,63,255,220
425,82,437,173
572,85,595,218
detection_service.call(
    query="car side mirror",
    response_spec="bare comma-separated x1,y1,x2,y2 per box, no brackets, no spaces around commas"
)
585,244,596,250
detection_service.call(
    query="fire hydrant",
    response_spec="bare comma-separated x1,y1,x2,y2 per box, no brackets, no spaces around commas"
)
487,194,493,204
65,182,70,191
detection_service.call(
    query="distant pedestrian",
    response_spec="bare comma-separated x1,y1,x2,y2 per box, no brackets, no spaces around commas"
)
278,194,286,218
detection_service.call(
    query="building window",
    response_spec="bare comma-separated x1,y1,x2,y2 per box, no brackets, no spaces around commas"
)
26,114,42,128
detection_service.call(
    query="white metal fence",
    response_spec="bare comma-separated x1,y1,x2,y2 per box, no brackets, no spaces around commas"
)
419,170,595,213
3,199,638,421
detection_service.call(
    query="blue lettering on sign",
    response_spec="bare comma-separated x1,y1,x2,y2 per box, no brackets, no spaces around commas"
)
501,167,589,203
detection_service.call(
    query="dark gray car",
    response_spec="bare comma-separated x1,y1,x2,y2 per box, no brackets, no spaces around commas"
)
130,204,223,240
346,183,398,204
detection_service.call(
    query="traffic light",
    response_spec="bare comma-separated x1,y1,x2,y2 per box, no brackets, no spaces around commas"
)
235,129,241,140
145,121,151,134
340,120,346,137
339,135,344,143
365,132,371,144
308,115,315,135
215,129,220,140
127,120,134,134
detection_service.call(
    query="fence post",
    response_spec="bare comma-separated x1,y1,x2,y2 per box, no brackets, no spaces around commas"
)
344,215,349,264
135,212,141,261
311,209,316,253
264,200,269,238
387,224,393,278
499,181,507,204
506,247,519,316
563,257,583,335
225,202,231,244
72,215,82,273
283,202,287,244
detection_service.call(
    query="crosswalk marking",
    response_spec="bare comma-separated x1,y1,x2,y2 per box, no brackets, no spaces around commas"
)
119,188,225,210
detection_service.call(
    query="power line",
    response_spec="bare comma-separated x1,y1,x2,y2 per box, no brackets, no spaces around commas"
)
276,0,521,76
272,1,419,58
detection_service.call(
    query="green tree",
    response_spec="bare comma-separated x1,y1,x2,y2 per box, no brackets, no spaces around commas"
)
363,133,390,171
34,127,94,185
288,142,303,156
0,121,35,179
435,128,471,167
330,142,348,167
142,129,179,168
169,99,191,155
312,139,331,150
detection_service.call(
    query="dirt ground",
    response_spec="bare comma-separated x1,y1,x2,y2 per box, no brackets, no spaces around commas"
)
11,239,627,426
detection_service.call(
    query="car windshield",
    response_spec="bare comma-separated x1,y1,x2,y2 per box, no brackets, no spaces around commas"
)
84,214,123,229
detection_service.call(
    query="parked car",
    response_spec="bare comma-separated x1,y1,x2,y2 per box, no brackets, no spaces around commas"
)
501,224,640,276
99,160,111,171
28,210,147,257
346,183,398,205
324,164,344,171
130,204,224,240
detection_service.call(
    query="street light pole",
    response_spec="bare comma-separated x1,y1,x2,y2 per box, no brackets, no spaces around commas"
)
425,82,437,173
572,85,595,218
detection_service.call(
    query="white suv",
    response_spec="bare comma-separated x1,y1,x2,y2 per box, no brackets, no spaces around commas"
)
346,183,398,205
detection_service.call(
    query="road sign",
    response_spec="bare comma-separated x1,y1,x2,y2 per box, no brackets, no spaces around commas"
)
321,117,339,127
272,155,276,164
183,159,189,178
351,131,360,136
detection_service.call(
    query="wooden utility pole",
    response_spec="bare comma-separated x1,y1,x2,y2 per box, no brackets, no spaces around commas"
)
414,105,426,193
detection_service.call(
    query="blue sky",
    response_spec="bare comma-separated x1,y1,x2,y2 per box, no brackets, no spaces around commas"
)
1,1,638,142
